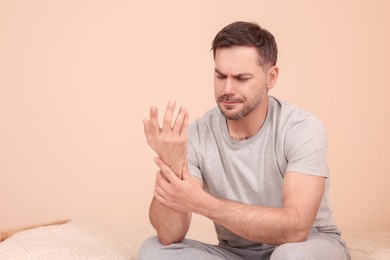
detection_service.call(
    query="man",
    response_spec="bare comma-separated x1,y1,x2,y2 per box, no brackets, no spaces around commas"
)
139,21,350,259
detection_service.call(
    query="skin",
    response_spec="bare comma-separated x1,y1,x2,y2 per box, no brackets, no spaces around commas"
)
143,46,325,246
143,100,189,176
143,100,193,245
214,46,277,140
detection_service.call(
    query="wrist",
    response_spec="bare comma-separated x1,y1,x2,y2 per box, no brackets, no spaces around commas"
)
171,163,184,179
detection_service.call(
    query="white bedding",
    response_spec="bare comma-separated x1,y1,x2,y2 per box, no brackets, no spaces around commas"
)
343,231,390,260
1,219,389,259
0,219,154,260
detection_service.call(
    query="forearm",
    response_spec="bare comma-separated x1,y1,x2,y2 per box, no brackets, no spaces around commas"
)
149,197,191,245
199,195,310,245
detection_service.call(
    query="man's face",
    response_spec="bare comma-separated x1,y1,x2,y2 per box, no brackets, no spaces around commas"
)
214,46,269,121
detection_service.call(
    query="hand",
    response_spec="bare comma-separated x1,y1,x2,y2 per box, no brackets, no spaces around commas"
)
153,157,205,213
143,100,189,177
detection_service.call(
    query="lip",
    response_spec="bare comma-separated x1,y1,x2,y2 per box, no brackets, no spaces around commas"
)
220,100,241,105
221,100,241,105
220,101,242,109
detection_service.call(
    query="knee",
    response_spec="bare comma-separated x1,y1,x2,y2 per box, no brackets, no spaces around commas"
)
271,243,307,260
137,236,164,260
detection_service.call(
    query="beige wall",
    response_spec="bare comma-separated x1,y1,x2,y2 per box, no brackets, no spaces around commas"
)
1,0,389,233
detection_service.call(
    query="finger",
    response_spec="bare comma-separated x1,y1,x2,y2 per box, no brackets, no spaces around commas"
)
156,168,169,182
149,106,161,134
173,106,187,134
180,110,190,137
154,172,172,206
154,189,168,206
156,170,171,191
143,119,154,147
155,173,169,196
142,118,149,133
154,157,179,183
154,157,175,182
162,99,176,130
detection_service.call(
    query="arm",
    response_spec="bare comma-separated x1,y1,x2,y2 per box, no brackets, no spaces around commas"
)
202,172,324,245
148,196,191,245
150,161,203,245
206,113,328,244
154,159,324,245
143,100,191,245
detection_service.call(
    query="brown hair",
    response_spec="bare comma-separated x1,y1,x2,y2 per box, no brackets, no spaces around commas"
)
212,21,278,68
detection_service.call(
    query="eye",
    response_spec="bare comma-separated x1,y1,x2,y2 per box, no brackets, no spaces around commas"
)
216,74,226,79
236,77,250,81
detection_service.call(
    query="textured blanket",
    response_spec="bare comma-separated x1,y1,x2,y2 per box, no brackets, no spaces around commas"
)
0,220,389,259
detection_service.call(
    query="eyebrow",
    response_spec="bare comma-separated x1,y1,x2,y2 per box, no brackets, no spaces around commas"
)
214,68,253,78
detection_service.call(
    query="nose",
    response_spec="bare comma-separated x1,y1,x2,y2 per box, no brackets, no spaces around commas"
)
223,77,235,95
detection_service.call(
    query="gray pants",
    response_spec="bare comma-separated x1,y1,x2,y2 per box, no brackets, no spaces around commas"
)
138,231,351,260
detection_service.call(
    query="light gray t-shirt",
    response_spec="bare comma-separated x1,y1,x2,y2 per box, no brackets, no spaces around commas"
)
188,96,340,248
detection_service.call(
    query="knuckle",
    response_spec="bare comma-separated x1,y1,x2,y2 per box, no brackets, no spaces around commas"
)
163,137,173,144
146,136,154,144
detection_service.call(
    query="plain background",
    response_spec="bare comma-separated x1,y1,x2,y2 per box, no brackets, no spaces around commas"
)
1,0,389,235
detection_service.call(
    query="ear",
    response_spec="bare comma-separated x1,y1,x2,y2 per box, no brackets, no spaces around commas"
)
266,66,279,90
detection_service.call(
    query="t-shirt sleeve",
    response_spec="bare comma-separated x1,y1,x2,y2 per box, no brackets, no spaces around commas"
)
187,126,203,180
284,115,329,177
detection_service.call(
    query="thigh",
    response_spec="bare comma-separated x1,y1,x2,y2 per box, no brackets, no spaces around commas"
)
137,236,243,260
270,233,351,260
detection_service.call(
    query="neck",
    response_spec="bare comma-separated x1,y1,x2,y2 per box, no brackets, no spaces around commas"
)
227,96,269,140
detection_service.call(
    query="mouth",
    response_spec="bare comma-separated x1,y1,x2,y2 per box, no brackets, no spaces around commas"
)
218,96,243,106
221,100,240,106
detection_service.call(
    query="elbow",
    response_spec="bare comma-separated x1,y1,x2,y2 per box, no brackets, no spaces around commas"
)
157,236,173,246
287,229,310,243
282,226,311,244
157,232,184,246
279,207,314,244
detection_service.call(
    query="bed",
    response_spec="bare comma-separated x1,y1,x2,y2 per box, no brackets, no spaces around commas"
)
1,219,389,259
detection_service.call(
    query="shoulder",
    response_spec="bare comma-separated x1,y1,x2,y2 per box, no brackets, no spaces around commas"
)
270,96,326,136
269,97,329,176
188,107,222,140
269,96,328,158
